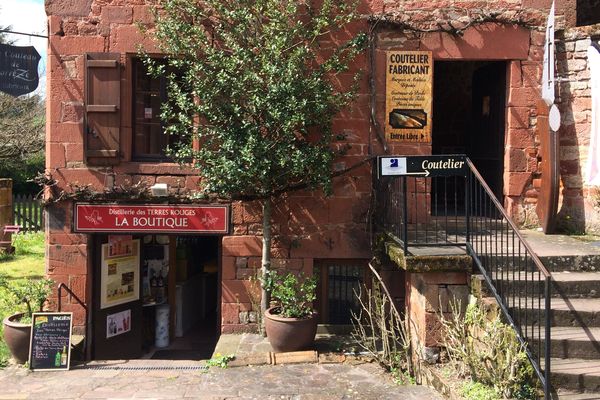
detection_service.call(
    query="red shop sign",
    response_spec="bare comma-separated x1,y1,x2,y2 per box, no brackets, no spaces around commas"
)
74,204,229,234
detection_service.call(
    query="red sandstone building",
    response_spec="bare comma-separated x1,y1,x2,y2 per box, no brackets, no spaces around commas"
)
44,0,598,360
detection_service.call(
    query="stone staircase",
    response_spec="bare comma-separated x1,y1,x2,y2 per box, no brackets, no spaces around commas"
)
490,231,600,399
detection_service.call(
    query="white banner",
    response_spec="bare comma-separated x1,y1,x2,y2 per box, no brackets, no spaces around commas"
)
541,1,555,106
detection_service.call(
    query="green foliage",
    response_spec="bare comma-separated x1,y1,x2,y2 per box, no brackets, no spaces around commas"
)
0,94,45,189
0,235,47,367
442,300,536,399
391,366,416,385
460,381,501,400
262,270,316,318
0,274,53,323
206,353,235,368
0,232,46,278
145,0,366,199
12,232,45,257
0,153,45,195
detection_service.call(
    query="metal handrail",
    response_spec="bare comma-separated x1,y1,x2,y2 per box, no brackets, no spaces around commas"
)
374,155,552,398
466,159,551,399
57,283,88,361
466,159,550,277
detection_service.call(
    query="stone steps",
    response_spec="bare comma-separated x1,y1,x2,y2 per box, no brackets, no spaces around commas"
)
474,235,600,396
548,358,600,394
532,327,600,360
508,297,600,328
487,271,600,298
555,391,600,399
477,255,600,273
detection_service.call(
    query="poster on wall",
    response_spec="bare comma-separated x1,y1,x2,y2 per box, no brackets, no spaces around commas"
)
101,239,140,309
385,51,433,143
106,309,131,338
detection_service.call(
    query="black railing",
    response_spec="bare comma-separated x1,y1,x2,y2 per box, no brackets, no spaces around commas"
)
374,155,551,399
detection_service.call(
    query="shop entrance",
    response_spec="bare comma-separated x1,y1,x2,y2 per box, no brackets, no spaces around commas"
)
432,61,507,208
91,234,220,360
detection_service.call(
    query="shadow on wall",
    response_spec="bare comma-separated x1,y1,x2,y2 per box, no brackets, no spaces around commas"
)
555,31,591,234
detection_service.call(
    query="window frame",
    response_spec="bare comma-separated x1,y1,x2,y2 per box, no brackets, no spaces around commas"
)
131,57,180,162
314,259,370,325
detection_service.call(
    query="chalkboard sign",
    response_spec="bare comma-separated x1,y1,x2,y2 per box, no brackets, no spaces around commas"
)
29,312,73,371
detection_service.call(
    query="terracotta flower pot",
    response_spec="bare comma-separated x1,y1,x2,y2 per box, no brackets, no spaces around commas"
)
264,307,318,353
2,312,31,364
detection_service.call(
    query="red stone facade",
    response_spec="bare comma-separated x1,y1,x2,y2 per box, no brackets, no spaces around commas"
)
44,0,596,339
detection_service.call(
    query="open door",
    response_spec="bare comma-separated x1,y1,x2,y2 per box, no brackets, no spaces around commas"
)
469,62,507,202
92,235,143,359
432,61,507,213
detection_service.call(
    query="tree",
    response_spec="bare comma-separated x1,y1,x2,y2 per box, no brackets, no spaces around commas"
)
0,94,45,160
148,0,366,316
0,19,45,194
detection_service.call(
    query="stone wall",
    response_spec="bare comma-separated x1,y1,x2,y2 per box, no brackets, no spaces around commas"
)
556,30,600,233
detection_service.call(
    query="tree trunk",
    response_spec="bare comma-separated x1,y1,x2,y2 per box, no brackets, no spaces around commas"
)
261,197,272,324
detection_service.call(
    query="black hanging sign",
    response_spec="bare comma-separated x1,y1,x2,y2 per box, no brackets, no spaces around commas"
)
29,312,73,371
0,43,41,97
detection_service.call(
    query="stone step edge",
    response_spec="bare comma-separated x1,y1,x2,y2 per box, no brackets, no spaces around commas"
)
227,350,350,367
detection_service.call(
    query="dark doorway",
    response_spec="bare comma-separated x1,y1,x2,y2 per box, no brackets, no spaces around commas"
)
432,61,507,205
91,234,220,360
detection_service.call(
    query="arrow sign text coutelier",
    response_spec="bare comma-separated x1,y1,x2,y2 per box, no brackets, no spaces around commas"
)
379,155,467,178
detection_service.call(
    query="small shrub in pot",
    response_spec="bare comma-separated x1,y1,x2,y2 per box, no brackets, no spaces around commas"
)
262,270,318,352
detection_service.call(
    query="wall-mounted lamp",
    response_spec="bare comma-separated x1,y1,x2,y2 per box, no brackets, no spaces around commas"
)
150,183,169,197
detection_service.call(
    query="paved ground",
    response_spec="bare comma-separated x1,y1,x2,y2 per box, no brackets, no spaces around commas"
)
0,361,443,399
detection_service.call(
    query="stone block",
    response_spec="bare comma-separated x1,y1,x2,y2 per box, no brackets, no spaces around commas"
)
65,143,84,163
221,324,258,334
507,107,531,130
109,24,159,53
50,36,105,56
507,147,528,172
222,236,262,257
101,6,133,24
222,256,236,280
48,143,66,169
221,303,240,325
505,172,531,196
46,0,93,17
133,5,155,25
221,280,252,304
508,87,538,108
507,128,535,148
48,15,63,36
272,350,318,364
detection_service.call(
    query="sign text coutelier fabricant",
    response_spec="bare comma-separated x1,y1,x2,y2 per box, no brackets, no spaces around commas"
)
74,204,230,234
385,51,433,143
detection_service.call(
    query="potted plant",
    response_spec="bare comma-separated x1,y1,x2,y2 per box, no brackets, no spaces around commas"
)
1,274,54,364
262,270,318,353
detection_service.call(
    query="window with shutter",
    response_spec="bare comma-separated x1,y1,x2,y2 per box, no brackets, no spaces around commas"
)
132,58,181,161
84,53,121,164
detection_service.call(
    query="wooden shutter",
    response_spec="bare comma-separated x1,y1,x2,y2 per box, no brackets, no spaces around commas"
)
84,53,121,164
